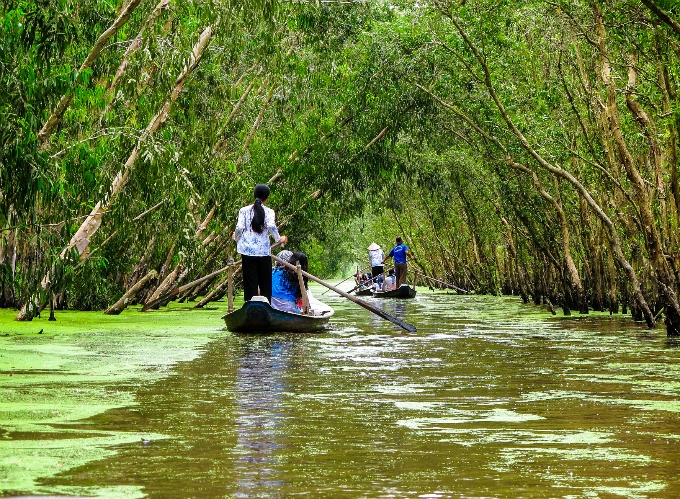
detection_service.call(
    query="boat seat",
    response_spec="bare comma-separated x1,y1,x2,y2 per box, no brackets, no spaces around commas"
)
249,296,270,304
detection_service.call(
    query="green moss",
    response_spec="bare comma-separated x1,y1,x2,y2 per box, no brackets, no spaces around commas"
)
0,303,228,496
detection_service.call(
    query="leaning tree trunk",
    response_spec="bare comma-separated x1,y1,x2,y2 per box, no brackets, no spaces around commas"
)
104,270,157,315
194,275,230,308
144,265,183,310
37,0,144,150
511,160,588,314
16,26,214,321
594,6,680,334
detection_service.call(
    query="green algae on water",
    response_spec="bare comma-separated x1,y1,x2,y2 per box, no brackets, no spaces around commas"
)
0,303,229,497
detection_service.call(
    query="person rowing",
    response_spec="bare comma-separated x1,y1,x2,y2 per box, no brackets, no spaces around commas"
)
367,242,385,287
232,184,288,303
382,236,411,287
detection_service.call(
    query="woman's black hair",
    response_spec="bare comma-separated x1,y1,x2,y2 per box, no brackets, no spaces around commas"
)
251,184,270,233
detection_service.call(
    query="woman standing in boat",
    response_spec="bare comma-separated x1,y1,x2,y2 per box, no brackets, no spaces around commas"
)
233,184,287,302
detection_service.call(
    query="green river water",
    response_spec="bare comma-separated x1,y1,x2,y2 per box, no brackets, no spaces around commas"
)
1,284,679,498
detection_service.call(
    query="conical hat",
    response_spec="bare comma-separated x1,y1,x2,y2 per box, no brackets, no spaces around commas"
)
367,242,381,250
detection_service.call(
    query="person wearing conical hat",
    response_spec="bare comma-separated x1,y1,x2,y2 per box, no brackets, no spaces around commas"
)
368,242,385,284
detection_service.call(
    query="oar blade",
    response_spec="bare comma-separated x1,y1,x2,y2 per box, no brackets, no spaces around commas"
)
378,311,417,332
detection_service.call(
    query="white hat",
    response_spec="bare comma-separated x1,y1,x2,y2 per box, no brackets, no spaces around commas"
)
275,250,293,268
367,242,381,250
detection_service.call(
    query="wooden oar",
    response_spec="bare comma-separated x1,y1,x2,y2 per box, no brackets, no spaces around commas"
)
271,254,416,332
413,271,468,293
321,264,372,295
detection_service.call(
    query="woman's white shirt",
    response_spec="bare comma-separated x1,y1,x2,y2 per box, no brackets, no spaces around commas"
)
369,249,385,266
234,204,281,256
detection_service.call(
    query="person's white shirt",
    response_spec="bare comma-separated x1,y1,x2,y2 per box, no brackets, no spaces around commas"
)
234,204,281,256
369,248,385,267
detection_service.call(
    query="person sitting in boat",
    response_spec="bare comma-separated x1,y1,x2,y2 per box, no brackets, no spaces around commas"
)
355,272,369,290
271,251,309,314
382,268,397,291
274,250,293,270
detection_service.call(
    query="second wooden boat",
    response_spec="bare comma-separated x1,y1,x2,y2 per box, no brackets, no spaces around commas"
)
222,298,334,333
372,284,417,299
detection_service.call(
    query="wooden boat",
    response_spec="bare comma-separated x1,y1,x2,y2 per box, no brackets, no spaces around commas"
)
372,284,417,299
355,287,373,296
222,297,334,333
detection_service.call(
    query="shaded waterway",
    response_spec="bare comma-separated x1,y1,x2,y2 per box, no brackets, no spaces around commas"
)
2,286,680,498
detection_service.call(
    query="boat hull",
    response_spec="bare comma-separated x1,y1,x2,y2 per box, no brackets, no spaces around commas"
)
372,284,417,299
355,288,373,296
222,300,333,333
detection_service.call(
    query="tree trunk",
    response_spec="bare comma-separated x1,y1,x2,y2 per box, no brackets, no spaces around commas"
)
145,265,182,309
418,16,656,328
16,26,213,321
194,275,231,308
37,0,144,149
235,81,276,168
594,6,680,334
104,270,157,315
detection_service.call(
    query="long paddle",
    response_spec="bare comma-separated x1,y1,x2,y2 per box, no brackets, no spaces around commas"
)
271,254,416,333
321,264,372,295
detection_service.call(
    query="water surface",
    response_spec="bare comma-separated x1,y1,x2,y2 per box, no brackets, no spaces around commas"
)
1,287,679,498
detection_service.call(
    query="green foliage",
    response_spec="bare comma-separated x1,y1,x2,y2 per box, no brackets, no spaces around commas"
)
2,0,680,324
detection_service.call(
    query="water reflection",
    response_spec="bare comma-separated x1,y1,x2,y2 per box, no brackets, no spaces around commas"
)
363,296,411,333
29,289,680,498
233,337,287,498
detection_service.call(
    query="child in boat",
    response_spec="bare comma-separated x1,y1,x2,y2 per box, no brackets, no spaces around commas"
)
233,184,287,303
271,252,308,313
383,268,397,291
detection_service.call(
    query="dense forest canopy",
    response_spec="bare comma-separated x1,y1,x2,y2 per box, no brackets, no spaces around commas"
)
2,0,680,334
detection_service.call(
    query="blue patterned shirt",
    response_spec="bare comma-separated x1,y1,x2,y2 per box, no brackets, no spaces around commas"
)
234,204,281,256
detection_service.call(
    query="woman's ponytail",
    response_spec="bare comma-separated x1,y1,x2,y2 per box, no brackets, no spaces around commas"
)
251,184,270,233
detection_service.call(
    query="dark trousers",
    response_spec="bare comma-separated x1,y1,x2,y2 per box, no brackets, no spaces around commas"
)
395,262,408,287
371,265,384,280
241,255,273,302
